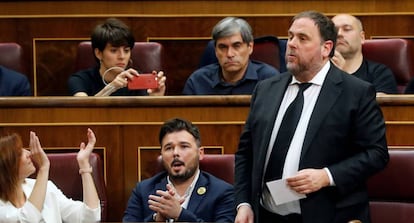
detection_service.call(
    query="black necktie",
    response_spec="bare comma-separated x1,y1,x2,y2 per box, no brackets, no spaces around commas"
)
264,83,312,182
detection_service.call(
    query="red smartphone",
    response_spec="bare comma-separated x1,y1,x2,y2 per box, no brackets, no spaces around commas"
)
127,73,159,90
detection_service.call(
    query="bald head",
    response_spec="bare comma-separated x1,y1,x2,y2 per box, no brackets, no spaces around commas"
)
332,14,363,32
331,14,365,59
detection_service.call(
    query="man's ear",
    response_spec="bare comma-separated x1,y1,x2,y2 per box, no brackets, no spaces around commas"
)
198,146,205,160
323,40,335,58
360,30,366,44
248,41,254,55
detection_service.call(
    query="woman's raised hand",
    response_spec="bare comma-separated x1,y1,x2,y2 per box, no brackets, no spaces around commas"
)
77,128,96,169
29,131,50,171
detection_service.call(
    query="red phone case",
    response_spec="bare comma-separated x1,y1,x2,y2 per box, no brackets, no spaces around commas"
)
127,74,158,90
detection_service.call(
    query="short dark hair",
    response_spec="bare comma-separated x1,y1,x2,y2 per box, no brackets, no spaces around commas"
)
159,118,201,147
91,18,135,62
292,11,337,57
212,17,254,46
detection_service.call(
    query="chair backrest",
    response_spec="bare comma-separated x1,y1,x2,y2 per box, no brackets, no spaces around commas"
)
74,41,163,73
278,39,288,73
155,154,235,184
0,42,26,74
198,35,283,71
250,35,281,71
367,150,414,223
31,152,107,221
362,38,414,93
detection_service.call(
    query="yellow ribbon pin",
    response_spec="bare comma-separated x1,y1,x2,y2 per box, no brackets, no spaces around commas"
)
197,187,206,195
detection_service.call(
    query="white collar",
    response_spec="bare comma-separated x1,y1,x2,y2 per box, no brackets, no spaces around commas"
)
290,61,330,86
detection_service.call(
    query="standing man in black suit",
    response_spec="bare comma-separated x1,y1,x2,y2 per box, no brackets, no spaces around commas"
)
234,11,389,223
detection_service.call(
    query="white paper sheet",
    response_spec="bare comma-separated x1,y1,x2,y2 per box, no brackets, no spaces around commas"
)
266,179,306,205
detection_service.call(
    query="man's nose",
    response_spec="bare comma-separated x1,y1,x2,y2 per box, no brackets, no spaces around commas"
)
172,146,180,155
226,47,236,57
287,38,296,48
337,28,343,36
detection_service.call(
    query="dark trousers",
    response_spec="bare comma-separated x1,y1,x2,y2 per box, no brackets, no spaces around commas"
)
259,205,303,223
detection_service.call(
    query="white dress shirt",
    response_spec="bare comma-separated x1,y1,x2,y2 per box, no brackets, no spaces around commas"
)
0,178,101,223
167,169,200,209
262,61,330,215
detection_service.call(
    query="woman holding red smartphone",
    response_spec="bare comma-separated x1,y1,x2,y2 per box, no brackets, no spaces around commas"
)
68,18,166,96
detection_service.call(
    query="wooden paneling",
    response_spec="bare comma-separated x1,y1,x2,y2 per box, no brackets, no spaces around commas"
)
1,95,414,221
1,1,414,220
0,96,249,221
33,38,87,96
149,38,211,95
2,15,414,96
1,0,414,96
1,1,414,16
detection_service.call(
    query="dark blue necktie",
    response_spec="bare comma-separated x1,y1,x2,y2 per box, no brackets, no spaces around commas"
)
264,83,312,182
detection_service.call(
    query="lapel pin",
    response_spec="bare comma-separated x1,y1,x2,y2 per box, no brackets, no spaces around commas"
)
197,186,206,195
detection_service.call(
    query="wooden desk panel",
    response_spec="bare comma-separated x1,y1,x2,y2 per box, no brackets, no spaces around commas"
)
3,14,414,96
0,96,249,221
1,95,413,221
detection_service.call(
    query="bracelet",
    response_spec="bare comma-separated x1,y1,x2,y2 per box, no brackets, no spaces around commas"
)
102,66,124,86
100,84,117,96
79,166,93,175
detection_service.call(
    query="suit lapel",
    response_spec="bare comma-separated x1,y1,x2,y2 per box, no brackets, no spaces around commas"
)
154,176,168,191
186,172,208,213
257,74,292,171
300,65,343,159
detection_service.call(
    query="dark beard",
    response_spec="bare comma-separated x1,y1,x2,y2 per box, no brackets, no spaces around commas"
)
169,167,197,183
168,157,198,183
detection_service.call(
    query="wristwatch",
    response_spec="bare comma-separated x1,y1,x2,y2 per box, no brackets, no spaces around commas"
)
152,212,175,222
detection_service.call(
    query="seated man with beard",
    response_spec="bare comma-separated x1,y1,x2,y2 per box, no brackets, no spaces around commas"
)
123,118,234,222
331,14,398,94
